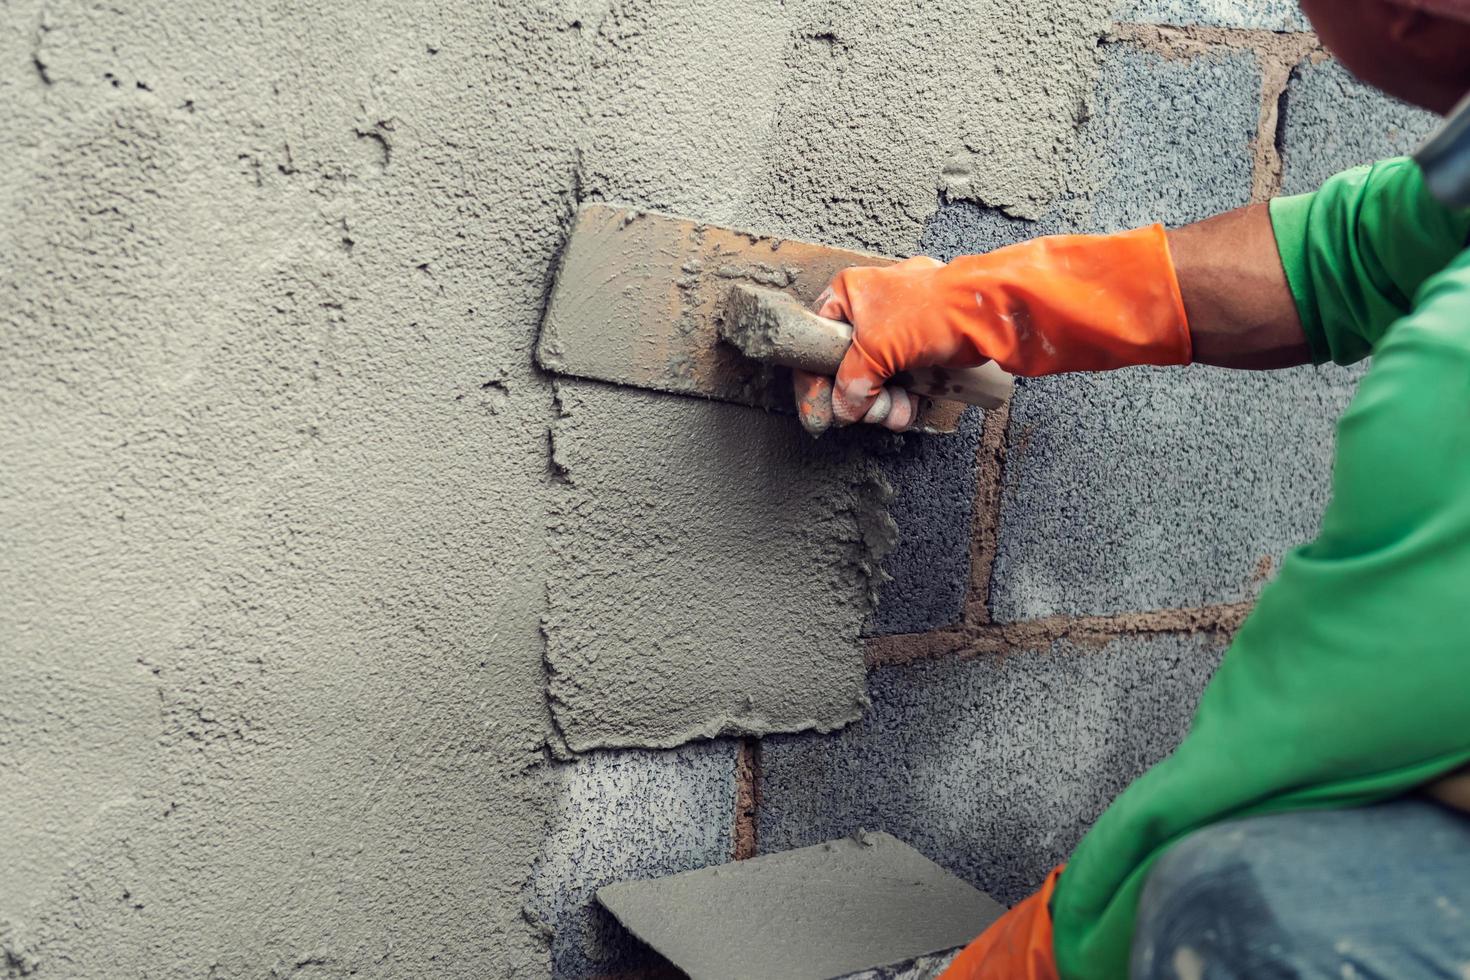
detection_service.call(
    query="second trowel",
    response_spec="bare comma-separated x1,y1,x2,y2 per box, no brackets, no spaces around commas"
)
536,203,1013,434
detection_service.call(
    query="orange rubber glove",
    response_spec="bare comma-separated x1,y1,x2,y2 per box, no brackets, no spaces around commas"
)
937,866,1064,980
796,225,1191,432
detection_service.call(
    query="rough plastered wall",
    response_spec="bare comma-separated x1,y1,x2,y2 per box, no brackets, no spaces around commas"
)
1,1,1440,978
1,0,1120,977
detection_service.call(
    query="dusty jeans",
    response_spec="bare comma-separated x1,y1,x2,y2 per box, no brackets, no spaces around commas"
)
1131,798,1470,979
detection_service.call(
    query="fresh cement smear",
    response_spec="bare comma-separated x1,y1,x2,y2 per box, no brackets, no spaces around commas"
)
2,0,1112,973
545,380,896,751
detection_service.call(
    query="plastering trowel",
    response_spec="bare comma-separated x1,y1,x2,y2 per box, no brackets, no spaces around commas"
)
536,203,1013,434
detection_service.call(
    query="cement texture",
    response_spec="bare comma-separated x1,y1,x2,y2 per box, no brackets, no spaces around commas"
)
921,40,1259,264
576,2,1113,245
1279,58,1440,197
759,635,1228,906
523,742,738,978
2,3,577,975
1085,43,1259,231
598,832,1004,980
1114,0,1311,30
0,0,1134,972
546,380,895,751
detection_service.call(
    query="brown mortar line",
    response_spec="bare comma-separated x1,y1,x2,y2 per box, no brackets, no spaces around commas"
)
1104,22,1323,204
962,400,1012,628
732,737,761,860
865,601,1251,669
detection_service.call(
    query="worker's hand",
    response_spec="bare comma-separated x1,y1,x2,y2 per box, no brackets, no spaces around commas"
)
791,226,1193,437
791,255,955,437
790,369,920,436
937,866,1063,980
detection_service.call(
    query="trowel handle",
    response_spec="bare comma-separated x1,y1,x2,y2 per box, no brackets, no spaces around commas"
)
719,284,1013,410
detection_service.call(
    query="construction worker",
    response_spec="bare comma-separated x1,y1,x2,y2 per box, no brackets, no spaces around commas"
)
795,1,1470,977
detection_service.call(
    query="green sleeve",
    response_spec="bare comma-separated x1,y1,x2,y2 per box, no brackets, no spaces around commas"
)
1053,244,1470,979
1269,157,1470,366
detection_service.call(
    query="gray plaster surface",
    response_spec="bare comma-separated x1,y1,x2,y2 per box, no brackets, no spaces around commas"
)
1114,0,1310,30
538,0,1116,750
760,635,1228,906
573,1,1113,245
523,742,738,978
599,832,1004,980
546,380,894,750
925,40,1260,249
2,3,576,975
0,0,1209,972
867,408,985,637
1279,59,1440,197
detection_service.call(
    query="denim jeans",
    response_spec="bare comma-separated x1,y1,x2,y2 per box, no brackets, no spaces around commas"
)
1131,798,1470,979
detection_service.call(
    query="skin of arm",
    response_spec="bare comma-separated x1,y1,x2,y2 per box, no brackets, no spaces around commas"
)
1167,203,1311,370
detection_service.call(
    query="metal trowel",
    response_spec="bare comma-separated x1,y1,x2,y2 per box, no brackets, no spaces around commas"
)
536,203,1013,434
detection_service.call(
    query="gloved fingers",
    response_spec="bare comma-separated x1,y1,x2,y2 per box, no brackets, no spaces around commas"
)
882,385,921,432
792,369,835,437
814,284,849,322
831,341,886,425
858,385,921,432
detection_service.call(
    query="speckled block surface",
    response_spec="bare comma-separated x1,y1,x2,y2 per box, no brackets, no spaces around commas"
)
1278,59,1440,197
760,635,1228,905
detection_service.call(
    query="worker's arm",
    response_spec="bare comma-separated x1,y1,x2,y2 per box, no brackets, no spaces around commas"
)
800,157,1470,434
1047,160,1470,978
1051,246,1470,979
912,160,1470,979
796,206,1307,434
1167,204,1309,370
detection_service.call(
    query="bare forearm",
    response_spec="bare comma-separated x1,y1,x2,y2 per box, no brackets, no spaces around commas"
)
1167,204,1310,370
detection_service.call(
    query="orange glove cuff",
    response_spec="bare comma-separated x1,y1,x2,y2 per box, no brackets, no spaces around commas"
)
833,225,1191,384
941,224,1190,376
937,865,1064,980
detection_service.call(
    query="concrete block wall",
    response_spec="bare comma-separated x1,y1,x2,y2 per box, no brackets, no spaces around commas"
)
1,0,1443,977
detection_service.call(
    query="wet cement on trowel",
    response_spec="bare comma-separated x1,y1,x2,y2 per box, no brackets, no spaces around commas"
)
598,832,1004,980
546,381,898,751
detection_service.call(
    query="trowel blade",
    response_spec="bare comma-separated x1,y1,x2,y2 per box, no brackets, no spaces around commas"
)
535,203,968,433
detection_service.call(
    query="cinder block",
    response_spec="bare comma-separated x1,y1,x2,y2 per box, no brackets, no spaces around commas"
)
1086,43,1260,231
926,42,1259,251
898,43,1261,628
524,741,737,978
990,363,1362,620
923,42,1294,621
923,202,1075,259
868,408,985,637
759,634,1227,905
1115,0,1310,31
1279,59,1439,197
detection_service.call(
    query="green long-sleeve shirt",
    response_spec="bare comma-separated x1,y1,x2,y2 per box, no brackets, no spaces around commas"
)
1052,157,1470,979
